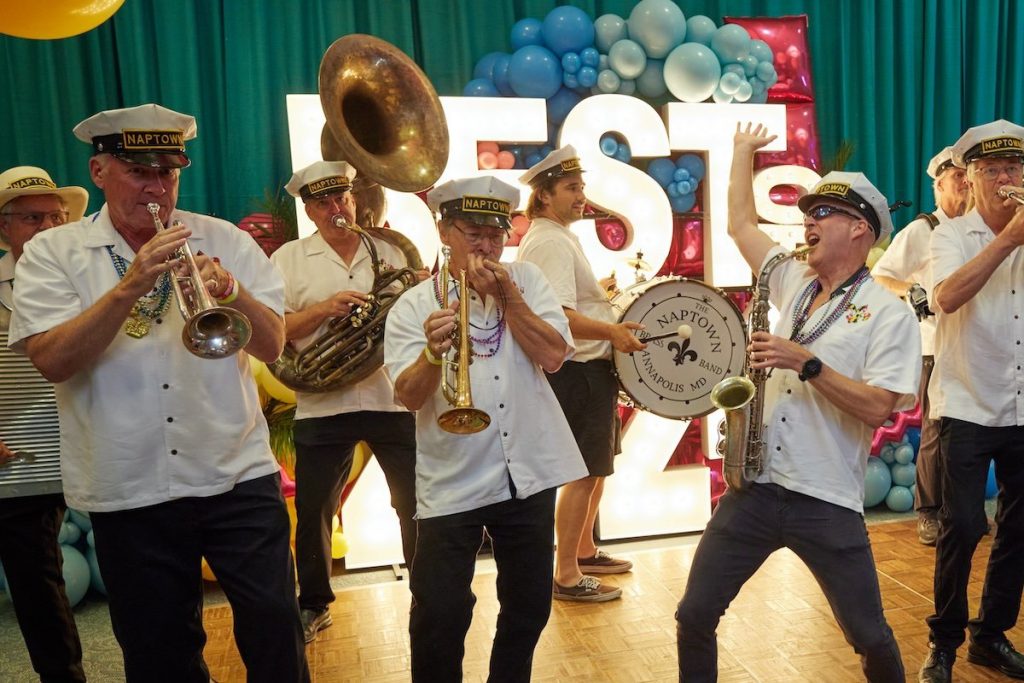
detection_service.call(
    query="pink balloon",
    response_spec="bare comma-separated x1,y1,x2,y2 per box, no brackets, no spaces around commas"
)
657,216,703,277
478,151,498,170
752,102,821,172
595,218,627,251
869,403,923,455
496,150,516,169
768,184,802,206
511,214,530,235
477,141,500,155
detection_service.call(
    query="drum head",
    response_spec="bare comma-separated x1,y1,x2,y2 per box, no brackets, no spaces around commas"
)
613,278,746,419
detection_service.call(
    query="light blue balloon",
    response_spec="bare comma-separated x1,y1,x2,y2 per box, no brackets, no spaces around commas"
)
492,54,515,96
636,58,667,98
864,457,893,507
749,77,766,95
677,179,693,194
617,78,637,96
473,52,505,81
673,167,691,182
547,87,582,124
755,60,776,83
613,144,632,163
60,545,90,608
609,39,647,80
628,0,687,59
594,13,629,53
734,80,753,102
885,485,915,513
600,134,619,156
581,46,600,67
597,68,622,94
540,144,554,157
664,43,721,103
666,182,681,197
891,462,917,488
669,192,696,213
86,529,95,548
525,152,544,167
577,65,598,88
677,153,705,182
686,15,717,46
748,89,769,104
741,54,759,77
880,443,896,463
64,522,82,545
894,443,915,465
69,509,92,534
749,39,773,64
719,71,743,95
511,18,544,50
542,5,596,57
710,24,752,64
561,51,581,74
762,65,779,87
509,45,563,99
598,54,609,71
647,158,676,187
563,72,579,89
712,87,732,104
463,78,500,97
723,63,746,78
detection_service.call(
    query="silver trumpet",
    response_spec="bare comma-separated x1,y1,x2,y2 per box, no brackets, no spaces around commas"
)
147,203,252,359
998,185,1024,204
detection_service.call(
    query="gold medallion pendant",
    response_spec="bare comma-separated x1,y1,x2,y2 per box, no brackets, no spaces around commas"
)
124,313,151,339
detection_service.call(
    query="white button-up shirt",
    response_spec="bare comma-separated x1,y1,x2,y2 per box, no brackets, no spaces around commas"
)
758,247,920,513
871,207,950,355
384,261,587,519
517,217,616,362
270,231,410,420
8,205,284,512
929,208,1024,426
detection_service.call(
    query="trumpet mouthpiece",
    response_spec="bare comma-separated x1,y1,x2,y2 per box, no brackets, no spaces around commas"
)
998,185,1024,200
147,202,160,214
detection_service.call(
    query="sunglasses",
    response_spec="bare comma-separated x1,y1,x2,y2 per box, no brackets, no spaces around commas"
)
806,204,862,221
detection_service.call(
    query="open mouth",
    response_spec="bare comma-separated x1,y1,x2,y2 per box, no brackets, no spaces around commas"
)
805,234,821,246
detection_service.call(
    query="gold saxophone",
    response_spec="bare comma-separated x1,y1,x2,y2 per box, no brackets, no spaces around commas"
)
710,245,814,491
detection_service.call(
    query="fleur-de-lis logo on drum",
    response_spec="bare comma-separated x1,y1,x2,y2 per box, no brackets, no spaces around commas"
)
667,338,698,366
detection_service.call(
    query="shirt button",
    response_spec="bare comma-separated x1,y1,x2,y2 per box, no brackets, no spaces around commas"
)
494,375,500,380
171,449,178,455
787,389,793,394
781,417,786,422
503,431,508,437
167,417,174,423
776,446,781,451
162,384,169,389
499,403,505,409
156,318,162,324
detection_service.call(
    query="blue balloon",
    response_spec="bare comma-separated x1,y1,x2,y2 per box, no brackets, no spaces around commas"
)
986,461,998,498
463,78,500,97
509,45,563,99
686,15,717,46
597,69,622,94
473,52,505,81
749,77,766,95
669,192,696,213
748,89,769,104
880,443,896,464
718,71,743,95
600,134,619,156
69,509,92,534
86,529,95,548
617,78,637,96
627,0,687,59
664,42,721,102
577,65,598,88
755,60,776,83
648,158,676,187
581,46,600,68
525,152,544,167
541,5,596,57
540,144,554,157
492,54,515,96
885,485,915,512
60,545,90,607
666,181,681,198
563,72,580,89
677,179,693,194
742,54,759,77
891,462,917,488
613,144,632,163
561,51,581,74
595,14,629,53
894,443,915,465
547,87,582,124
636,58,667,98
609,39,647,80
710,24,752,64
673,167,691,182
711,86,732,104
864,456,893,507
723,63,746,78
677,153,705,182
511,18,544,50
734,80,753,102
749,39,773,64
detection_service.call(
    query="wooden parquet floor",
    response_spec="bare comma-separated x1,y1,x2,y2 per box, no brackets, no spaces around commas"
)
202,518,1021,682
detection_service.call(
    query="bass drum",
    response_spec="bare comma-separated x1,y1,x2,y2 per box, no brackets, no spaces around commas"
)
612,277,747,419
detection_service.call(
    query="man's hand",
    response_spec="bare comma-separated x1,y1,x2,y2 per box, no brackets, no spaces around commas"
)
319,291,370,318
748,330,812,372
465,253,511,300
119,224,189,299
0,439,13,466
1000,203,1024,248
735,122,778,153
423,301,458,359
610,321,647,353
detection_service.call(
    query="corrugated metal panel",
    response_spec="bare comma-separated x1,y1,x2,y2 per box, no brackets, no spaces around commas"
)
0,329,63,499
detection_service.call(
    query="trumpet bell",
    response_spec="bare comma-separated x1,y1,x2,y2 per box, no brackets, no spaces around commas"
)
710,375,755,411
182,307,253,359
437,407,491,435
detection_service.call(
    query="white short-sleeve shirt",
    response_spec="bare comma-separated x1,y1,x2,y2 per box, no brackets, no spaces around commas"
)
8,205,284,512
757,246,921,513
517,218,616,362
270,231,410,420
384,261,587,519
929,209,1024,426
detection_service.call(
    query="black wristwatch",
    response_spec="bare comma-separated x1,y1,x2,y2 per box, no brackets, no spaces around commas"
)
798,357,823,382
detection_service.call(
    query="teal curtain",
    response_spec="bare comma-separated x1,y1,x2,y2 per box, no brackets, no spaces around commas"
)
0,0,1020,229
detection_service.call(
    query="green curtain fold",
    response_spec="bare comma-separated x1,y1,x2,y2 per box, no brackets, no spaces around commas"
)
0,0,1019,230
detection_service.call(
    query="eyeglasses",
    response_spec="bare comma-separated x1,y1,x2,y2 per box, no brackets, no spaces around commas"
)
452,224,508,246
2,210,70,227
973,164,1024,181
806,205,861,221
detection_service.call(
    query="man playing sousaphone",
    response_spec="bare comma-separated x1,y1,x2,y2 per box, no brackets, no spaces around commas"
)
674,123,919,682
383,176,587,682
270,160,423,643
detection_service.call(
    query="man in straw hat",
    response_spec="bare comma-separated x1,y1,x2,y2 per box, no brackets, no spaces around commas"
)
8,104,309,682
675,123,919,682
872,144,968,547
0,165,87,682
918,119,1024,683
384,175,587,682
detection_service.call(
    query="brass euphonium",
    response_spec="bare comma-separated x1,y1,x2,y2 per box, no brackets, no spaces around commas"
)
146,203,252,359
710,245,814,491
437,246,490,434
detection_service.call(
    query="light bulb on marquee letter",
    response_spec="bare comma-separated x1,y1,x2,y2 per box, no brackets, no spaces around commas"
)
752,164,822,249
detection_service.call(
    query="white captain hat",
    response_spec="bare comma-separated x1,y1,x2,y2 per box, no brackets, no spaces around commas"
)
285,160,357,202
74,103,197,169
426,176,520,230
797,171,894,245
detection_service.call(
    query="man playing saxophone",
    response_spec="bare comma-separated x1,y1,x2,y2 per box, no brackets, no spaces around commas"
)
675,123,920,682
270,160,422,643
383,176,587,682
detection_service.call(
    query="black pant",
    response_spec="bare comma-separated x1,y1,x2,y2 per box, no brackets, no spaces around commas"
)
293,411,417,609
410,488,557,683
915,356,942,513
928,418,1024,649
90,473,309,683
0,494,85,683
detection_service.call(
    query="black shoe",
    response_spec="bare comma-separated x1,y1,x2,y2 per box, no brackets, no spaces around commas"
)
967,639,1024,679
300,607,332,643
919,644,954,683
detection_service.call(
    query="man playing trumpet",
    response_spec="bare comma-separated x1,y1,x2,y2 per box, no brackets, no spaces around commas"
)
384,176,587,682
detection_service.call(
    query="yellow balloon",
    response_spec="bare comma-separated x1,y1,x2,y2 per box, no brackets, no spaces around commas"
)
331,516,349,559
259,365,297,404
866,246,886,270
0,0,125,40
